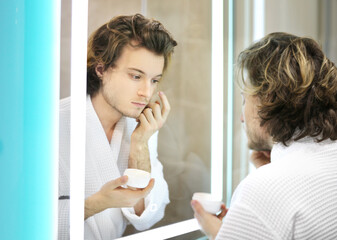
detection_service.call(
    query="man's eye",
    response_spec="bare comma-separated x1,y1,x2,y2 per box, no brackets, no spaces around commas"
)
152,79,160,84
130,74,141,80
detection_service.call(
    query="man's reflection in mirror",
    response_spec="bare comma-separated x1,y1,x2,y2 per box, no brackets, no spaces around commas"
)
58,14,177,239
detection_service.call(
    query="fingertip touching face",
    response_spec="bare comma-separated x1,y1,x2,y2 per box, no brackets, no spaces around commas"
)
240,92,273,151
99,44,164,119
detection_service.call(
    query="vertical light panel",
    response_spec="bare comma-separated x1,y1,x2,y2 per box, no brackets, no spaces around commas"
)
69,0,88,239
240,0,252,179
141,0,148,16
211,0,224,200
0,0,60,239
253,0,265,41
226,0,234,206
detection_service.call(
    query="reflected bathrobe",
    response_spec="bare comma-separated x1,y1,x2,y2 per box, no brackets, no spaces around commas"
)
58,96,169,240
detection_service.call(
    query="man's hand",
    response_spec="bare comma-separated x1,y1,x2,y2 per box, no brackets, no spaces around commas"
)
85,176,154,220
129,92,171,172
191,200,228,240
132,91,170,143
250,150,271,168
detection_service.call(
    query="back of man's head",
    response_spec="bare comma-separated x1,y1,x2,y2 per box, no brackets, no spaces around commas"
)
87,14,177,97
238,32,337,145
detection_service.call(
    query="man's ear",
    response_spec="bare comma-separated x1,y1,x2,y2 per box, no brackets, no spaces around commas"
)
95,63,104,78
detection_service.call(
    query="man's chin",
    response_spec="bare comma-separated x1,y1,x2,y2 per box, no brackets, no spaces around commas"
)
122,111,142,119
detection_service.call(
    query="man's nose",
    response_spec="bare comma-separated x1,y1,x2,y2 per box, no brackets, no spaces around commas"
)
138,80,152,98
240,113,244,123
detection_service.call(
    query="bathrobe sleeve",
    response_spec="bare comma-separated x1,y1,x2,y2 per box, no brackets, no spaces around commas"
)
121,131,170,230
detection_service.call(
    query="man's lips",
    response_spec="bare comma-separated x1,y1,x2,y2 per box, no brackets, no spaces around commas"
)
131,102,147,108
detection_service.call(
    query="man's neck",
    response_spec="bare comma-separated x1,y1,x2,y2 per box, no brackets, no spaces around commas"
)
91,93,122,142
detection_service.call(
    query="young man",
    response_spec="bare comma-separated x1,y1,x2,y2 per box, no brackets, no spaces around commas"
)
192,32,337,239
59,14,177,239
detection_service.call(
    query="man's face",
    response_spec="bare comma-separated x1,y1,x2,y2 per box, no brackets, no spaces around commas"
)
240,93,273,151
99,44,164,118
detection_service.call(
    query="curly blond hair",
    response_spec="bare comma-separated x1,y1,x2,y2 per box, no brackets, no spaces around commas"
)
237,32,337,145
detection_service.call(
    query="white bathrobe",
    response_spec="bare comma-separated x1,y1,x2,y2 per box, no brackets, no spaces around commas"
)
216,137,337,240
58,96,169,240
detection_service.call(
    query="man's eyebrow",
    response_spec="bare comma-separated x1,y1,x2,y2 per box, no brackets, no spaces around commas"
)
128,68,145,74
128,68,162,78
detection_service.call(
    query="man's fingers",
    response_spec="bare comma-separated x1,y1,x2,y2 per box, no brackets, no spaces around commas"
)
138,113,150,127
261,150,271,158
141,178,155,196
251,150,271,168
147,102,162,120
191,200,207,217
251,150,271,161
217,204,228,220
110,175,128,189
158,91,170,120
142,108,156,124
125,179,154,201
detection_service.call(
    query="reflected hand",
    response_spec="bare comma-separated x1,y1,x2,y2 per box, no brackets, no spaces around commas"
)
191,200,227,240
217,203,228,221
85,176,154,219
251,150,271,168
129,92,170,172
132,91,171,143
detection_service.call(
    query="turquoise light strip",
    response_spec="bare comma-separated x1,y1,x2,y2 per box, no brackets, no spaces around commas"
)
0,0,60,239
226,0,234,207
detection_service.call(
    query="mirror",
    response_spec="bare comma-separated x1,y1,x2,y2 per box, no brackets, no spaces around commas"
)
60,0,214,239
59,0,337,239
